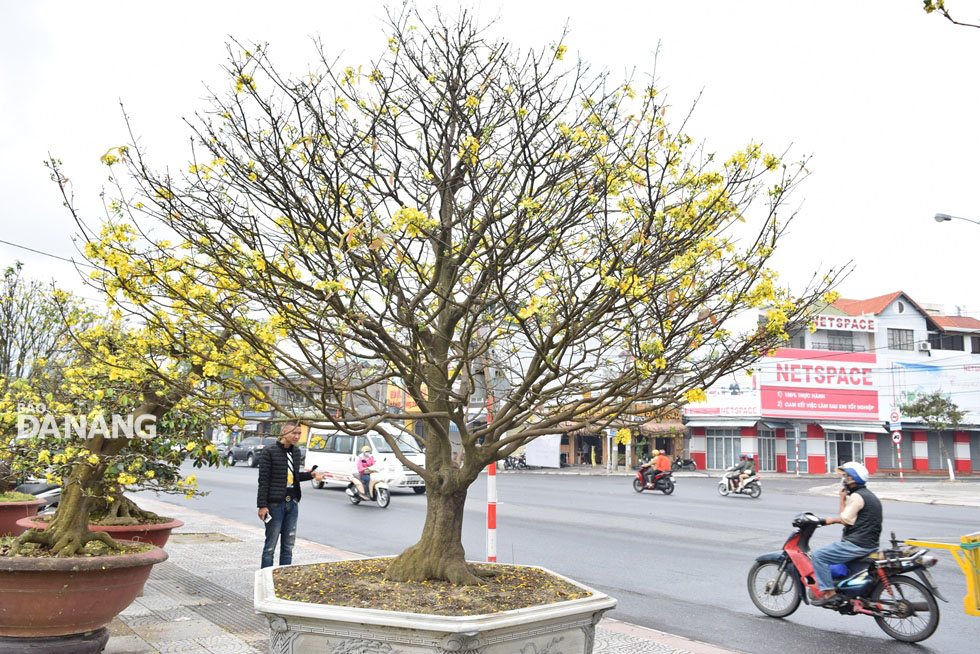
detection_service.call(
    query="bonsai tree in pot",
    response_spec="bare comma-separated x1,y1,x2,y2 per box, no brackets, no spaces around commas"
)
4,316,260,556
0,309,267,647
61,8,842,589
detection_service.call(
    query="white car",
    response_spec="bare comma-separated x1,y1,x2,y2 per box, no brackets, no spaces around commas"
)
306,425,426,493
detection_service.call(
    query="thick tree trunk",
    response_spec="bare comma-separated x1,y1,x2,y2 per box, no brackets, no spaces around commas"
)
385,481,480,584
7,461,121,557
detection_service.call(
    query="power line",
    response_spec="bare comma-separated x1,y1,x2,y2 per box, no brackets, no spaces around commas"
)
0,238,96,269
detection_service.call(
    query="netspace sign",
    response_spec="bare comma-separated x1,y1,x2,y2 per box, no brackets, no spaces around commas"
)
812,314,877,333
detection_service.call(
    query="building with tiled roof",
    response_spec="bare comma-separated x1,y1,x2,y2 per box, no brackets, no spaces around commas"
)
682,291,980,477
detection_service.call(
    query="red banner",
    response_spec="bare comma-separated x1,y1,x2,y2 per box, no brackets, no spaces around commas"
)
760,349,879,419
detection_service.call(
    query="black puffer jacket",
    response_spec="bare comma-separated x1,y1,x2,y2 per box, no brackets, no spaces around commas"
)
256,441,312,508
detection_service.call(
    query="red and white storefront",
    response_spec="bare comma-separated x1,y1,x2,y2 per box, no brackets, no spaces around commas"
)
684,348,941,475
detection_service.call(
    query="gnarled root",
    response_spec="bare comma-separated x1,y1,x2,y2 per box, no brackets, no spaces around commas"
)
385,542,482,585
93,495,160,526
6,527,124,558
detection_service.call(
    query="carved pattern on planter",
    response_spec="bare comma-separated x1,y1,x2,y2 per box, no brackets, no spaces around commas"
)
268,615,290,633
331,639,403,653
270,627,298,654
439,630,485,653
578,609,601,652
579,624,594,652
275,623,431,645
518,636,565,653
482,614,592,646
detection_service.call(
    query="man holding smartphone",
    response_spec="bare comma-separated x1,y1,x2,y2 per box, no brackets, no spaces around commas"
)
256,430,325,568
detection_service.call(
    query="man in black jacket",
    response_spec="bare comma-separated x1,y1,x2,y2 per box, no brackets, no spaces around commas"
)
257,430,324,568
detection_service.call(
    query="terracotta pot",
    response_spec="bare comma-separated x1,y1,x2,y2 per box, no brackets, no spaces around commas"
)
0,499,45,537
16,516,184,547
0,544,168,637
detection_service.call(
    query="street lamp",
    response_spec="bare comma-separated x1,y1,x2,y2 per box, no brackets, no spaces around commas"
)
934,212,980,226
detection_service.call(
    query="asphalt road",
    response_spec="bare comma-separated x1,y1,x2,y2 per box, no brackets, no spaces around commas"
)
142,464,977,653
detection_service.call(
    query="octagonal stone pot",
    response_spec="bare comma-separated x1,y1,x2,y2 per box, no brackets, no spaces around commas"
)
16,516,184,548
254,561,616,654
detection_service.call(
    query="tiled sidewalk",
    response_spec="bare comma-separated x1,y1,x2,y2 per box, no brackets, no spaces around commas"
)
104,496,736,654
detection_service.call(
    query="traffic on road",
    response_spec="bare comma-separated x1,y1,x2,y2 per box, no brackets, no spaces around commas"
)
144,463,977,654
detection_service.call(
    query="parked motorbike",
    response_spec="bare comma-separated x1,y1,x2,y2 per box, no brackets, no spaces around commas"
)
345,469,391,508
632,468,675,495
718,466,762,498
671,455,697,472
503,453,528,470
13,480,60,511
747,512,943,643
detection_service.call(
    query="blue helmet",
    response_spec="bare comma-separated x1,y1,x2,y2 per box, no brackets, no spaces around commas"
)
836,461,869,485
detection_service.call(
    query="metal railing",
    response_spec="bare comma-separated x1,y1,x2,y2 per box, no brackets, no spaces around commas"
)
809,342,868,353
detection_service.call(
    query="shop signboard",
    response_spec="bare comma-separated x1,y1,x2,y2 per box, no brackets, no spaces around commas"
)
683,370,761,417
811,314,877,332
758,348,879,420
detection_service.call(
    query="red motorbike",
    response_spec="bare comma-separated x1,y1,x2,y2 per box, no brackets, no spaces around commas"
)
632,468,674,495
747,512,944,642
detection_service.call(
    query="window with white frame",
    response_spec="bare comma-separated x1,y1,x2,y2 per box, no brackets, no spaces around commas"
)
705,428,741,470
888,328,914,351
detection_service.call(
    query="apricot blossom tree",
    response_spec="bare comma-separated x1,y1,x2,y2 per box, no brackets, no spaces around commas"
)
63,9,842,580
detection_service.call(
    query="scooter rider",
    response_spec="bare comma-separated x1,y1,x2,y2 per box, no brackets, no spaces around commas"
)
356,445,376,498
728,454,748,491
810,461,882,607
736,454,756,492
641,449,659,485
653,449,671,476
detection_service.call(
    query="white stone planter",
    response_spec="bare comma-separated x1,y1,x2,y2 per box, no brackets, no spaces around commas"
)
254,561,616,654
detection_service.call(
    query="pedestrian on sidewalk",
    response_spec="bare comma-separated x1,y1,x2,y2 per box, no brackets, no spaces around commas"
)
257,430,325,568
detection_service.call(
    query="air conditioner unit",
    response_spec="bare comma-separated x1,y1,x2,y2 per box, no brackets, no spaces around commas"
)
918,342,931,351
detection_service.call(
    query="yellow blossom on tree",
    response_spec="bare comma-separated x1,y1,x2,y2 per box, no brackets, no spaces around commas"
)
684,388,708,404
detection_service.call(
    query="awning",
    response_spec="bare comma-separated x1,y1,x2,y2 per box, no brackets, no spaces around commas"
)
683,418,759,428
761,420,793,430
639,422,686,435
818,421,888,434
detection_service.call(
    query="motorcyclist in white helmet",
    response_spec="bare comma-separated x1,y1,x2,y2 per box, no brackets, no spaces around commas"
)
810,461,882,607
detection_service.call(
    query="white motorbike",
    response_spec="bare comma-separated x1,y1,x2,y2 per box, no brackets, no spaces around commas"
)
346,469,391,508
718,465,762,498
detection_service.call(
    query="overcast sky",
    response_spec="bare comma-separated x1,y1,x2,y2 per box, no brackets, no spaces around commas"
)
2,1,978,315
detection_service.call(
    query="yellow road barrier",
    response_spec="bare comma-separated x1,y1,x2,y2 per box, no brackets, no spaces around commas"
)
905,531,980,617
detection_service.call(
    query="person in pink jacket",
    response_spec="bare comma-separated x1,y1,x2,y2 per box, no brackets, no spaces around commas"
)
356,445,376,497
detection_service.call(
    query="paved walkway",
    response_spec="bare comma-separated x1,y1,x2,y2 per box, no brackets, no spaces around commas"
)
104,495,737,654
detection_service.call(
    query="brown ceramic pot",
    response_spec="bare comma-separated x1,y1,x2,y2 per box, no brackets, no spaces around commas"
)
0,499,45,537
16,516,184,547
0,544,168,637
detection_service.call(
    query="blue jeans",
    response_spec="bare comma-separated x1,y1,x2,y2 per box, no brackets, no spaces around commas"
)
811,539,877,591
261,501,299,569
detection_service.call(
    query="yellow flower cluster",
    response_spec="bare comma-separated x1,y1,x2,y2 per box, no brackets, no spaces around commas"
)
391,207,436,239
684,388,708,404
458,135,479,166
